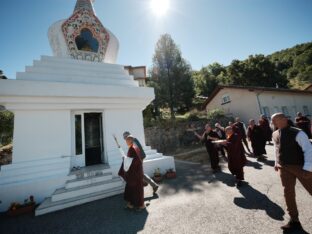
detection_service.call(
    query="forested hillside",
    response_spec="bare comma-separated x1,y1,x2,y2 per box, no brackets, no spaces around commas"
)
193,41,312,98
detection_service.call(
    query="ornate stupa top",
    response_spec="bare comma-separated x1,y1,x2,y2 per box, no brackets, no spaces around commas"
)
74,0,95,13
48,0,119,63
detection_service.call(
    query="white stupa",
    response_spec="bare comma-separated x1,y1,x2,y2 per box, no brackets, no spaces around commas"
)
0,0,175,215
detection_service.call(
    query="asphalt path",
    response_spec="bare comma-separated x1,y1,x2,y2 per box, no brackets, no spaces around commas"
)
0,144,311,234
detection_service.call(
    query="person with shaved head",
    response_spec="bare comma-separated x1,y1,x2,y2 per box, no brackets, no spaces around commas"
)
271,113,312,231
219,126,247,187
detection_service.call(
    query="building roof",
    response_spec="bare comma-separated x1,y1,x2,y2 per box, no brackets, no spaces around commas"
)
204,85,312,108
304,83,312,91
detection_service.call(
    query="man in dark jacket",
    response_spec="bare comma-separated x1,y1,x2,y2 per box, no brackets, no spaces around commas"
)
272,113,312,232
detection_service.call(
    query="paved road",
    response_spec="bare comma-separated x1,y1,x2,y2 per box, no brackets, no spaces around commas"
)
0,145,311,234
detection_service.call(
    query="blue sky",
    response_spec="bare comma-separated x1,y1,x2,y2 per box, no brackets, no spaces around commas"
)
0,0,312,79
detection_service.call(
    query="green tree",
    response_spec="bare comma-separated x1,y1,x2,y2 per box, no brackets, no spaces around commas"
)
0,111,14,146
150,34,195,119
225,55,288,88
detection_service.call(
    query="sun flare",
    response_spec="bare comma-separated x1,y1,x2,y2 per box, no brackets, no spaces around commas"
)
150,0,170,17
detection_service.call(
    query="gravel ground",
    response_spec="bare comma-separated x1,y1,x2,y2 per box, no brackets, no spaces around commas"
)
0,144,311,234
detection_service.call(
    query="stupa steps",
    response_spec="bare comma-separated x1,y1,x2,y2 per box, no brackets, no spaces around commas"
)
145,153,164,160
31,60,129,76
35,186,124,216
52,177,123,202
40,56,125,70
25,65,130,80
67,164,112,180
17,72,137,87
65,172,113,189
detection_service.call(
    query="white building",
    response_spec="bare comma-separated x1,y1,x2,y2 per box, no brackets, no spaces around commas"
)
204,85,312,123
0,0,175,215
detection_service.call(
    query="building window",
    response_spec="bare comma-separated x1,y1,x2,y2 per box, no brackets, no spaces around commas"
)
221,95,231,105
262,106,270,118
274,106,280,113
75,115,82,155
282,106,289,116
303,106,310,116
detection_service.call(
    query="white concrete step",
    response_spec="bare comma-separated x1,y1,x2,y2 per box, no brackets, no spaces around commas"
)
26,66,131,80
67,164,112,180
65,172,113,189
34,60,128,75
144,146,152,151
35,186,124,216
145,153,164,160
40,56,125,72
144,149,157,155
52,177,123,202
17,72,137,87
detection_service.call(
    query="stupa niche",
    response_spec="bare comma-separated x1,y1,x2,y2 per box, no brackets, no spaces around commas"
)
48,0,119,63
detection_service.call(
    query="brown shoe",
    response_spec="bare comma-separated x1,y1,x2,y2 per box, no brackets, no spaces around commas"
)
281,220,302,231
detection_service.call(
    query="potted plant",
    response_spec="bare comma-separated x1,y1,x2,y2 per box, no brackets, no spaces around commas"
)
153,168,163,183
7,196,36,216
165,168,176,179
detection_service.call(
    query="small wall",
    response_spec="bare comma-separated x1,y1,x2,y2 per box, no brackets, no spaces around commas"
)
144,121,206,154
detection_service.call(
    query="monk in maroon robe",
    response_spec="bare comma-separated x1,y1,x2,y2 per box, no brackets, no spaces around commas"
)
247,119,266,160
258,115,273,144
221,126,247,187
118,136,145,210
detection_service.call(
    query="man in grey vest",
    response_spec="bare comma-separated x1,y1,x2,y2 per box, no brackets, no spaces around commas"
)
271,113,312,232
123,131,159,194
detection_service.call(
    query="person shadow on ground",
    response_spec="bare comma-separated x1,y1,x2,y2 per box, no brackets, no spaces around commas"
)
245,159,263,170
282,228,310,234
234,183,285,221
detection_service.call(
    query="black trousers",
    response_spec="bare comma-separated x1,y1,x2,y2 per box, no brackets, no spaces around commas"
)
207,147,220,169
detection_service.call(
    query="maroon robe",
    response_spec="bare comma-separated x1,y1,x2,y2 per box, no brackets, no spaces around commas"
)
247,125,266,156
258,118,272,142
225,133,246,180
118,145,144,207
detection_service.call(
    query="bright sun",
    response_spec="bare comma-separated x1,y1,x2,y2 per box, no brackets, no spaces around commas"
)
150,0,170,17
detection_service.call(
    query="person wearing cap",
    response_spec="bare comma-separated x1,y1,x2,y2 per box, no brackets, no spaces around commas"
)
271,113,312,231
123,131,159,194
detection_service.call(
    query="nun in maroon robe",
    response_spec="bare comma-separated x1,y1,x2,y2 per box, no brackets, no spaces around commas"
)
258,115,273,143
247,119,266,158
221,126,247,187
118,136,145,209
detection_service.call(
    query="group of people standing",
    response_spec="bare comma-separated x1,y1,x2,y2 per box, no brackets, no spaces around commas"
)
115,112,311,232
194,117,250,187
194,112,312,232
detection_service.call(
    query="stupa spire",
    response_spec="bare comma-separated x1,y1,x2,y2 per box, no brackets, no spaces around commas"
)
74,0,95,13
